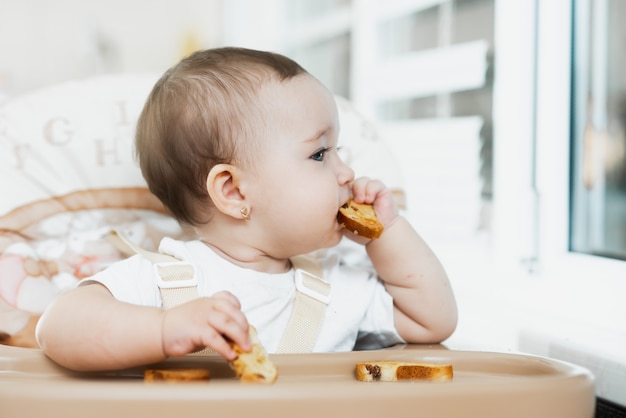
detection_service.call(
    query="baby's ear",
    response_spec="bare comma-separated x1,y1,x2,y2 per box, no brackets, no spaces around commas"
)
206,164,247,219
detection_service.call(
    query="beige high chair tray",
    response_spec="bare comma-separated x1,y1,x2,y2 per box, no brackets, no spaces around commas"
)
0,344,594,418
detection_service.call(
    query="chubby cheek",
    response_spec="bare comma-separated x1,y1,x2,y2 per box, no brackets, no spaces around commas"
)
259,170,342,236
282,190,339,231
284,200,336,229
299,186,339,221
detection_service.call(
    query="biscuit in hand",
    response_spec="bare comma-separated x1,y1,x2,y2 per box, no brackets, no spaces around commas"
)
228,326,278,383
338,199,384,239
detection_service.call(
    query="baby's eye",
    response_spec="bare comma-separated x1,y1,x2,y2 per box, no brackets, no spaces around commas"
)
310,147,332,162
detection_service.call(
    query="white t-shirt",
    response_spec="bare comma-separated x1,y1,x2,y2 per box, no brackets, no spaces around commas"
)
82,237,404,353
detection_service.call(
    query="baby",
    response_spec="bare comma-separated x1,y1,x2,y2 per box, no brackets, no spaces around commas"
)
36,47,457,371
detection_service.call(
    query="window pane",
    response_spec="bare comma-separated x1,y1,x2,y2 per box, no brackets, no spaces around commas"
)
288,0,351,21
378,5,439,58
289,34,351,98
570,0,626,260
452,0,494,44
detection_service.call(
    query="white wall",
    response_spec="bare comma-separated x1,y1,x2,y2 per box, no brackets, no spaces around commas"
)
0,0,223,98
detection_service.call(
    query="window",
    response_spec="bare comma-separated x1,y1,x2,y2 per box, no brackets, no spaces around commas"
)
494,0,626,330
570,0,626,261
283,0,352,98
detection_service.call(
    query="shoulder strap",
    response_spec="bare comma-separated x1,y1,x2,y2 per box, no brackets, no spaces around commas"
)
276,255,330,353
107,229,200,309
107,230,330,353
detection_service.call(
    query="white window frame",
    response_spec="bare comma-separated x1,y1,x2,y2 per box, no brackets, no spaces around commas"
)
494,0,626,336
492,3,626,404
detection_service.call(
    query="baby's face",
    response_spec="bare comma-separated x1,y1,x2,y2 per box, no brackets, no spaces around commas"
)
243,74,355,257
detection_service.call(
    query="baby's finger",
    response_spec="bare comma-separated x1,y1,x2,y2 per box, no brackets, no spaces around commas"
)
211,290,242,309
192,324,237,359
208,292,249,331
350,177,371,202
361,179,387,202
203,309,251,355
351,177,387,204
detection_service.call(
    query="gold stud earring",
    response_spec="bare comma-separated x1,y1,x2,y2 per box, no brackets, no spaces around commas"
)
240,207,250,221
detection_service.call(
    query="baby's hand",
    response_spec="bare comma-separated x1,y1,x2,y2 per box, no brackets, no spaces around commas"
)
160,291,251,360
345,177,399,243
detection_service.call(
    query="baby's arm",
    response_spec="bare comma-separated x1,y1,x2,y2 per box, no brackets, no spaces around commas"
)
348,178,458,343
36,284,250,371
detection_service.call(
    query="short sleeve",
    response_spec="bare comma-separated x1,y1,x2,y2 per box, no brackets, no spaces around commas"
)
80,254,161,308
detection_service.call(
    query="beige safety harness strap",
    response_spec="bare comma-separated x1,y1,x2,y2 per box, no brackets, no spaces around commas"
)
107,229,200,309
276,255,330,353
107,230,330,353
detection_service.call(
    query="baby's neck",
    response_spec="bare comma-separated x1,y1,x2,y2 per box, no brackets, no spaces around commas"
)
200,239,291,274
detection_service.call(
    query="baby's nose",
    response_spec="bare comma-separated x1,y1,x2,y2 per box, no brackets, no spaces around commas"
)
337,160,355,186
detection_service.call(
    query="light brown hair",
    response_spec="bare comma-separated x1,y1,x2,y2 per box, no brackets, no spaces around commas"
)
135,47,307,226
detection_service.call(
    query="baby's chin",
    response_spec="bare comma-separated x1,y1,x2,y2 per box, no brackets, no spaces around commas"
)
288,230,342,256
324,226,346,248
302,228,340,253
302,217,345,251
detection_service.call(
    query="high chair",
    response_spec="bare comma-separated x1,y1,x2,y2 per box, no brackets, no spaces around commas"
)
0,74,594,418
